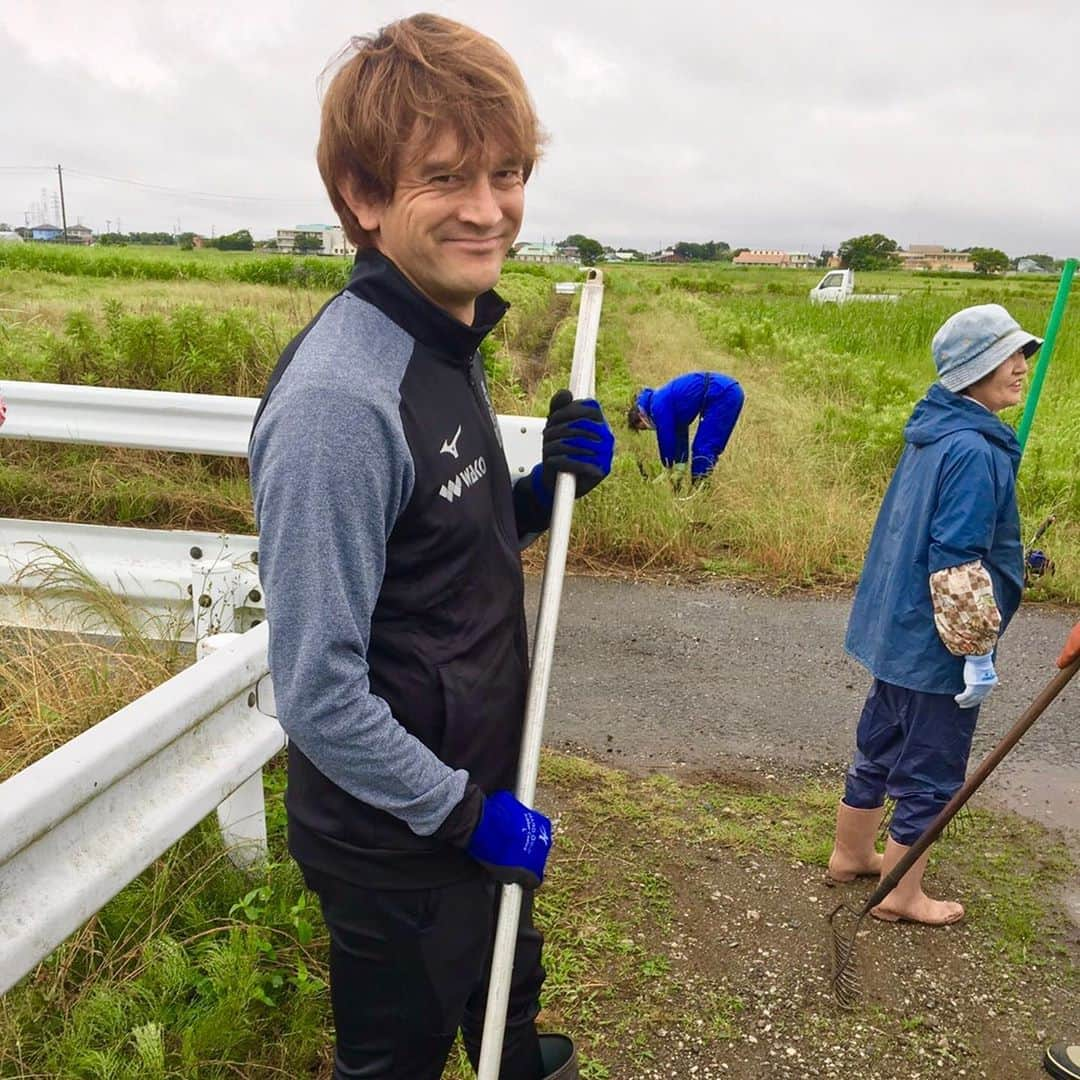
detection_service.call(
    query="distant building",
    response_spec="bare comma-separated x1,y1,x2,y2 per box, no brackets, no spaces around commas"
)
609,250,639,262
276,223,355,257
1015,257,1049,274
512,241,575,264
0,229,23,244
732,250,791,267
66,224,93,245
323,224,354,258
786,251,815,269
30,224,63,242
897,245,975,272
647,248,683,263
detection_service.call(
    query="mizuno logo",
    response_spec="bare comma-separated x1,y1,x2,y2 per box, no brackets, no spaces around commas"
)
439,456,488,503
440,425,463,460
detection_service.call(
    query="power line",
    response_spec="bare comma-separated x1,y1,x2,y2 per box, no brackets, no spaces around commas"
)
1,163,319,205
62,167,317,205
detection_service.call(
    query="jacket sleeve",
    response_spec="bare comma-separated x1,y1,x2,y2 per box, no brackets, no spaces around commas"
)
251,382,470,838
929,561,1001,655
650,386,687,466
927,439,1002,655
928,440,998,572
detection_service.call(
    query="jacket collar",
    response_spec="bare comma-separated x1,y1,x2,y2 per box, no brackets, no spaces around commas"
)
905,382,1021,464
345,248,509,366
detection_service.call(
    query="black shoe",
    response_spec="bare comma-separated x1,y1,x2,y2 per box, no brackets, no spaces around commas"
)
1046,1042,1080,1080
539,1033,577,1080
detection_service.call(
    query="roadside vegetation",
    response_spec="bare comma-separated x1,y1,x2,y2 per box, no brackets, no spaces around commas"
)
2,636,1076,1079
2,250,1077,600
2,251,1078,1076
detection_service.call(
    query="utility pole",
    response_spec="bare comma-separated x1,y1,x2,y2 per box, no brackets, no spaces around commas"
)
57,164,69,243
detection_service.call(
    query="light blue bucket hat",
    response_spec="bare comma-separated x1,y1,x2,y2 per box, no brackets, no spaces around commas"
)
931,303,1042,392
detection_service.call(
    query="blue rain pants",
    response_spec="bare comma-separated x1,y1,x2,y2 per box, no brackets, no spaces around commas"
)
690,377,744,479
843,679,979,846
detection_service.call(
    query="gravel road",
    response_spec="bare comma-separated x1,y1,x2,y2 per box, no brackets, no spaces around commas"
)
531,576,1080,848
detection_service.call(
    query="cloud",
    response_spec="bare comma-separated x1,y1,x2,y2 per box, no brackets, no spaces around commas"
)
2,0,1078,255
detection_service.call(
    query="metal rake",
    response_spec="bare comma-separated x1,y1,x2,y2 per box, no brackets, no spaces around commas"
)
829,656,1080,1008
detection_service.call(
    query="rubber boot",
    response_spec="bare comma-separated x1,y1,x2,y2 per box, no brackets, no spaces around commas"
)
870,838,964,925
826,802,884,884
539,1033,578,1079
1044,1041,1080,1079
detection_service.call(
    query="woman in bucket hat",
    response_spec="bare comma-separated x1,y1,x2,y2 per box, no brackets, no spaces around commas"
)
827,303,1041,924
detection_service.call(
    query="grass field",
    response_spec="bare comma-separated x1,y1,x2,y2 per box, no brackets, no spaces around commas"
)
2,247,1078,600
2,249,1079,1075
2,630,1076,1079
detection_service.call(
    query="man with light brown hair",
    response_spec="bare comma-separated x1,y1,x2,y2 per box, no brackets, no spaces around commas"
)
250,12,610,1080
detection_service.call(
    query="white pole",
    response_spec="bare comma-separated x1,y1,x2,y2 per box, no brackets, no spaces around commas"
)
476,269,604,1078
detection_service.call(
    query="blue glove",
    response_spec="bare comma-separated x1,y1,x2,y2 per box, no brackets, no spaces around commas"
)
529,389,614,509
466,790,552,889
954,652,997,709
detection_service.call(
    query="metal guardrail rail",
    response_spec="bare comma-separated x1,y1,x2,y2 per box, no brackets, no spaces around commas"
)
0,625,281,995
0,518,260,640
0,306,574,997
0,384,546,638
0,380,546,474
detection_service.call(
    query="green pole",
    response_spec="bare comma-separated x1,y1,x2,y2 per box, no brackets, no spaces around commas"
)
1017,257,1076,453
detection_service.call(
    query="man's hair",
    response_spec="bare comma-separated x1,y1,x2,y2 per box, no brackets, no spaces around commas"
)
626,403,644,429
317,13,545,247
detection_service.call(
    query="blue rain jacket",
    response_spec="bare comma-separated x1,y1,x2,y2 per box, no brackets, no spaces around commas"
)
636,371,743,478
845,383,1023,695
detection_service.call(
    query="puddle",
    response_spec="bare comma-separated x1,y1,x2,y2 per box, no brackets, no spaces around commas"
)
983,760,1080,840
983,761,1080,928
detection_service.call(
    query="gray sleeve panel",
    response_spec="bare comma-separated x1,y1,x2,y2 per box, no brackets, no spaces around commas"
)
250,293,469,837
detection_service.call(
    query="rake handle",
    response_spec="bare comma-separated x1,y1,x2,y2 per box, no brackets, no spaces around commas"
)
859,657,1080,916
475,269,604,1080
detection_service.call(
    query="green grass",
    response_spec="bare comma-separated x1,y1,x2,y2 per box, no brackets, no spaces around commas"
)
2,254,1078,601
2,598,1075,1078
0,242,351,290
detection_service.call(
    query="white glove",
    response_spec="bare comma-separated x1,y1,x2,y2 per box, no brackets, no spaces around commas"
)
954,652,997,709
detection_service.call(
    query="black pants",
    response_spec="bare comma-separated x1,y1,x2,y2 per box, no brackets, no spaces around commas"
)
301,866,546,1080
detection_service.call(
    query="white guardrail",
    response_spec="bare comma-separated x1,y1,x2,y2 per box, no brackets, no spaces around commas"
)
0,381,545,640
0,627,280,994
0,378,554,996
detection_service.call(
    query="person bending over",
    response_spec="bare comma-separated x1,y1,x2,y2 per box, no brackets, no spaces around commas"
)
626,371,743,481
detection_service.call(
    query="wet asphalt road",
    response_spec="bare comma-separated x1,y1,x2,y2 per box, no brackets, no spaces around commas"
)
528,575,1080,845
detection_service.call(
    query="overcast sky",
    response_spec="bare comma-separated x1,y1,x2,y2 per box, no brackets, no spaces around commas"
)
3,1,1078,256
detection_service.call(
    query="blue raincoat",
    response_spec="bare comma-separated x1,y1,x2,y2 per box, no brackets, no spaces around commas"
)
636,372,744,478
845,383,1023,695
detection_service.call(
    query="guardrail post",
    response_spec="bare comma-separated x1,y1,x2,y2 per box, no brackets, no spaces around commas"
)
198,633,273,868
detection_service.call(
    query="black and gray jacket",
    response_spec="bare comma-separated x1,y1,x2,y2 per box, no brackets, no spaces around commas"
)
250,250,547,888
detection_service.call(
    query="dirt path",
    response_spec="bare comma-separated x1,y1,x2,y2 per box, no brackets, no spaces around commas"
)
530,574,1080,853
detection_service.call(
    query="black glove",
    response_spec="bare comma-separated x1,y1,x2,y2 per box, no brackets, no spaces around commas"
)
513,390,614,538
534,389,614,505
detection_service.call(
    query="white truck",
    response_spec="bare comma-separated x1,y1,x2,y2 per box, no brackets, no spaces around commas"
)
809,268,898,304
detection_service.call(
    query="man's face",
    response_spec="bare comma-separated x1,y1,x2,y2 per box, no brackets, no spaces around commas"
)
342,128,525,324
965,348,1029,413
